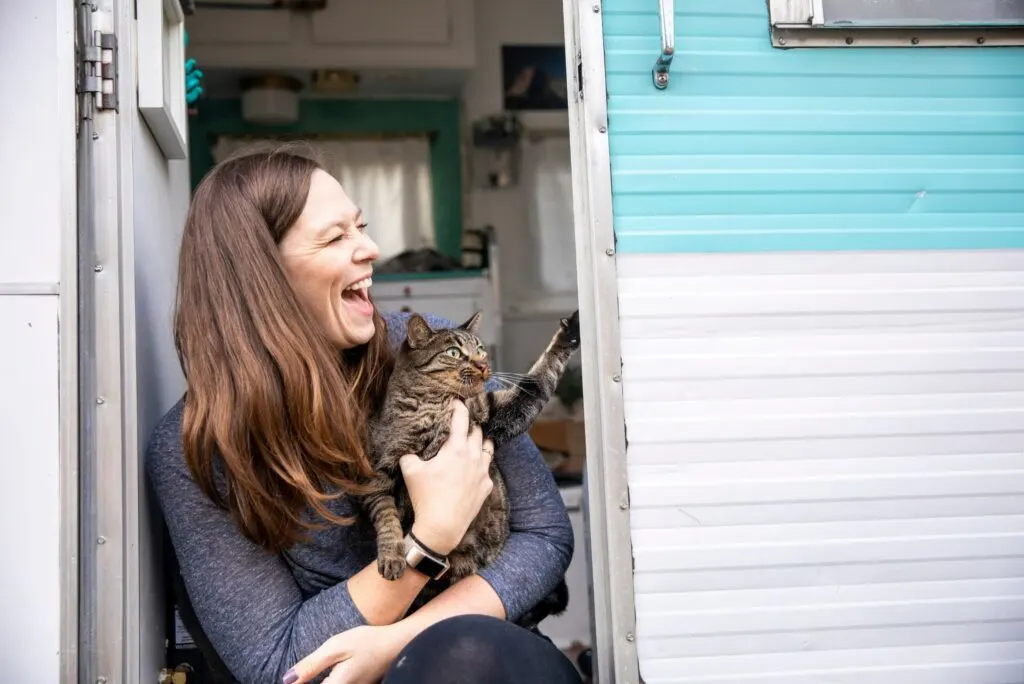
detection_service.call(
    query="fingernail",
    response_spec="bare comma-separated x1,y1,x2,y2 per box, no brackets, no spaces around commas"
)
283,668,298,684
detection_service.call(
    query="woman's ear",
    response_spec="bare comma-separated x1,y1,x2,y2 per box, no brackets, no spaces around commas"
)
406,314,434,349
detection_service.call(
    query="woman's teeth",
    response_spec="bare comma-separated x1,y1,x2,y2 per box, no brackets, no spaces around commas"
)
344,276,372,293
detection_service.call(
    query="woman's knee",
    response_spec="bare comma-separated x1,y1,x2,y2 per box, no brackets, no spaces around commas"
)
394,614,509,667
384,614,581,684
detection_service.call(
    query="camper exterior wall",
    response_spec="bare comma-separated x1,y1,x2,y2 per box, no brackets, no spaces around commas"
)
598,0,1024,681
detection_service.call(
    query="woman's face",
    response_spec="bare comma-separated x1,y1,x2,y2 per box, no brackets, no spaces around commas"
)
279,169,380,350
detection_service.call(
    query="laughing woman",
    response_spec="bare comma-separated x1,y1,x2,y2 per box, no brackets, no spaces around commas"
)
145,147,583,684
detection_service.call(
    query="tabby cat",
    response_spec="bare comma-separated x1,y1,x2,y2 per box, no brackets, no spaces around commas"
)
361,309,581,624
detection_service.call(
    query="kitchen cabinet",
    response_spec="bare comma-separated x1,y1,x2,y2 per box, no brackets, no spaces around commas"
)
185,0,475,71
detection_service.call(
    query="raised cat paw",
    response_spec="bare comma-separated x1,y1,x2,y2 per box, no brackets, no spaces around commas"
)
559,310,581,347
377,551,407,581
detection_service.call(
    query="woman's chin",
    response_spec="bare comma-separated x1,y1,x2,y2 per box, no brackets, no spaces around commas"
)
330,309,376,349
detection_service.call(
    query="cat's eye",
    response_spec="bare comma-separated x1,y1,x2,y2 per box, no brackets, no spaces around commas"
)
445,347,462,358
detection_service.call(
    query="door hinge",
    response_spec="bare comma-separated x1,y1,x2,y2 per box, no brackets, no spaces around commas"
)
79,31,118,113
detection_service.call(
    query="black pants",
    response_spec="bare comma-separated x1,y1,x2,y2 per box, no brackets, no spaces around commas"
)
382,615,583,684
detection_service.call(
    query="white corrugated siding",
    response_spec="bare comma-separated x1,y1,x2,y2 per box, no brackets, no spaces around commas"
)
620,251,1024,683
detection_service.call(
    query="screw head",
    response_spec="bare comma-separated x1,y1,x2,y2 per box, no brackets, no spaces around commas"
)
911,37,920,45
605,247,614,256
977,36,986,44
598,125,607,133
626,632,635,642
96,397,105,405
845,36,854,45
592,4,599,11
778,37,787,45
612,374,621,382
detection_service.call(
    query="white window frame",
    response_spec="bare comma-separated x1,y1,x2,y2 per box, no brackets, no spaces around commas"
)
138,0,188,160
768,0,1024,47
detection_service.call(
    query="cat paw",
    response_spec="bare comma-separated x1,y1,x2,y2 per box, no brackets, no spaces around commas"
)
377,552,407,581
559,310,581,347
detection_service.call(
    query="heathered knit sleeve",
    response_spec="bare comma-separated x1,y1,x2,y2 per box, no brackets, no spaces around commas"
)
384,311,575,622
145,401,369,684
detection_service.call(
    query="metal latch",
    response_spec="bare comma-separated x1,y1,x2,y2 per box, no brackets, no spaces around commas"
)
80,31,118,112
652,0,675,89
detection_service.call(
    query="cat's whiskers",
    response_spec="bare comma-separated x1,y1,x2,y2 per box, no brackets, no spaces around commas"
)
491,375,538,398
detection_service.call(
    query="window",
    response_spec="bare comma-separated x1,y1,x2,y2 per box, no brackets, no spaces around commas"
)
213,135,435,263
522,135,577,299
768,0,1024,47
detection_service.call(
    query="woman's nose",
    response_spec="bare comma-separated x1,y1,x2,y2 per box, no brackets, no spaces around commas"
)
353,232,380,263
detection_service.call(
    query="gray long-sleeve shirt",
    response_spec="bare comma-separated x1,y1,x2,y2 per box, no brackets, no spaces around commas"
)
145,311,574,683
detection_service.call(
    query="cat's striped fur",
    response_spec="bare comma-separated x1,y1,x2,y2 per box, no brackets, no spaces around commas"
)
361,309,580,623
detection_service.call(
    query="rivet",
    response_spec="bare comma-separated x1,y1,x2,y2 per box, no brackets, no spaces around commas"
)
619,502,627,510
97,536,106,545
94,264,103,272
778,37,786,45
910,37,919,45
92,132,99,140
612,374,621,382
97,677,107,684
845,36,854,45
977,36,986,44
605,247,614,256
598,125,607,133
96,397,105,405
592,4,599,12
626,632,635,642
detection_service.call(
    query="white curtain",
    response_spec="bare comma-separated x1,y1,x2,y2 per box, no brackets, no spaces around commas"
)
522,136,576,296
213,136,435,262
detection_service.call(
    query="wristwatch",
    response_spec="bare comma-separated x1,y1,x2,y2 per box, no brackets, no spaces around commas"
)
403,531,451,580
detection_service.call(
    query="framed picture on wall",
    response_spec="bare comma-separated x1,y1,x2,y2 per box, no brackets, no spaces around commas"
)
501,45,568,111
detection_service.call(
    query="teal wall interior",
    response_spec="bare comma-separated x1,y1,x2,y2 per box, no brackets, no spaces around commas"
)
187,99,463,259
602,0,1024,253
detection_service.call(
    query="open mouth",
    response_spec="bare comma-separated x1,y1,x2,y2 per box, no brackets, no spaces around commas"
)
341,276,373,313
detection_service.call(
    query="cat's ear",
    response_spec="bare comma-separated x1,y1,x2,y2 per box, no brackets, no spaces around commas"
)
406,314,434,349
459,310,483,334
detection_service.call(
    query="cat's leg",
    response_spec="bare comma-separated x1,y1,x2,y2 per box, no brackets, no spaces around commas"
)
481,310,581,447
363,474,408,581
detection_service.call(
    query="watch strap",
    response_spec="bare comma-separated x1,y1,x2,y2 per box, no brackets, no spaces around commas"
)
403,532,450,580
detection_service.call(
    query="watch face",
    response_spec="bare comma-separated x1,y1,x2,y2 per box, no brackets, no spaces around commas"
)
404,538,450,580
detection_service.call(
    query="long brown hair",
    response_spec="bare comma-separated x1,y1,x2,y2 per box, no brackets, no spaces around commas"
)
174,146,393,552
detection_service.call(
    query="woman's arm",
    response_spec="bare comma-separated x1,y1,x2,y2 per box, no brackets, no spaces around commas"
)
147,401,422,682
475,431,575,621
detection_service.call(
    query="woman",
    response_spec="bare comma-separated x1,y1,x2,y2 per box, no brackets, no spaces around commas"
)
145,148,583,684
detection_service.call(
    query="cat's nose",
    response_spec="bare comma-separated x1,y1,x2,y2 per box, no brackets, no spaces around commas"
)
474,360,489,374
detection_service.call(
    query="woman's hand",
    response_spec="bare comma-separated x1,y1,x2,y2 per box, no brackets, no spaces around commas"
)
284,624,399,684
399,400,495,555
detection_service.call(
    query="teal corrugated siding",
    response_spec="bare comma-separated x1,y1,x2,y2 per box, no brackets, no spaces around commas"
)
603,0,1024,253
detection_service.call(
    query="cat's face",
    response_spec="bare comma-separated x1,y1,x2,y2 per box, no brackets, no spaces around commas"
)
402,312,490,398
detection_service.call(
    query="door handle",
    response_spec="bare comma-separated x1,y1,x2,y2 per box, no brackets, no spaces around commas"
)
652,0,675,89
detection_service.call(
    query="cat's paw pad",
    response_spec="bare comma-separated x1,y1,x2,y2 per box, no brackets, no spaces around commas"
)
377,551,407,581
559,310,581,347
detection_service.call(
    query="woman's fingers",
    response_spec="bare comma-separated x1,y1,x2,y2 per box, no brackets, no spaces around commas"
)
285,634,346,683
467,423,484,456
322,661,355,684
449,400,470,438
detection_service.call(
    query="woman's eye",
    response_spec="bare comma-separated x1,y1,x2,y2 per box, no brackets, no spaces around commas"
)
356,222,369,233
446,347,461,358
